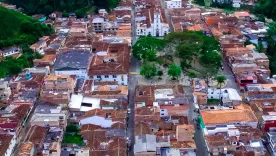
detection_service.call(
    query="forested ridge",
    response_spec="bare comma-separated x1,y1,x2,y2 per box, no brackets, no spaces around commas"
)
254,0,276,21
0,6,53,77
2,0,120,15
0,6,53,48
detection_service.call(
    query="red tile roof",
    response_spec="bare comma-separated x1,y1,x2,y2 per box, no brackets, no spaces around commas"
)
11,104,31,124
25,125,48,148
88,43,130,75
0,134,13,155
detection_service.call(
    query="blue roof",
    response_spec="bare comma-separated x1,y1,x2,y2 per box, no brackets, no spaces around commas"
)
39,17,47,22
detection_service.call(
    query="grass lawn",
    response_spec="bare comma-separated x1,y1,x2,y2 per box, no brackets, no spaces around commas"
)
207,99,220,105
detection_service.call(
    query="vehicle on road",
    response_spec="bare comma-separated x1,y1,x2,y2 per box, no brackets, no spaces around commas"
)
220,62,224,70
127,108,131,114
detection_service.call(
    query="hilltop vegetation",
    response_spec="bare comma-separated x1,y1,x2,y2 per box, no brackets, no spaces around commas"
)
4,0,120,15
0,6,53,48
0,6,52,77
254,0,276,21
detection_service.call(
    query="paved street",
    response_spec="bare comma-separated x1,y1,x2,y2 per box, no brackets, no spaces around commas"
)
127,2,141,155
131,3,137,45
184,86,210,156
127,0,216,155
159,0,174,33
221,57,240,91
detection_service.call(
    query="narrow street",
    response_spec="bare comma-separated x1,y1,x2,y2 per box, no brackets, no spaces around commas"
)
127,56,141,156
127,0,213,155
159,0,174,33
127,1,141,155
222,57,240,90
184,86,210,156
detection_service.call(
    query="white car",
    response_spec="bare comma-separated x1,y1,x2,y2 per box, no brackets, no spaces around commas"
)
127,108,131,114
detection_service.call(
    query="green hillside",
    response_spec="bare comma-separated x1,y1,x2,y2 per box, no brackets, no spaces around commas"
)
0,6,53,78
4,0,119,15
0,6,53,48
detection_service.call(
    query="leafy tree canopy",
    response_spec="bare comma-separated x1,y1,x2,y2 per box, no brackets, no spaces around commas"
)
265,22,276,75
216,75,226,85
6,0,119,15
165,31,221,69
133,36,165,60
200,51,222,68
168,64,182,80
0,7,53,78
254,0,276,20
140,62,157,79
0,6,53,49
142,49,157,62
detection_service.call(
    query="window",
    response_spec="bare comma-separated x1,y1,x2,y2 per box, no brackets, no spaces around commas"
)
105,75,109,78
97,75,101,79
113,75,117,78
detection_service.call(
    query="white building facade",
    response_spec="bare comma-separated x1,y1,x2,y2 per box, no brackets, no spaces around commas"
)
55,69,89,79
93,74,128,86
207,88,242,105
165,0,182,8
136,8,169,37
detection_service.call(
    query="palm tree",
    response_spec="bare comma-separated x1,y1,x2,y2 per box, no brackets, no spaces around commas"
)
216,75,226,105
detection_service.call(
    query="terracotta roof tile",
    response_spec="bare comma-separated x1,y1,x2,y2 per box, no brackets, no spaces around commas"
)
0,134,13,155
135,122,152,136
205,134,230,148
88,43,130,75
201,104,258,125
12,104,31,124
25,125,48,148
81,124,102,133
170,141,196,149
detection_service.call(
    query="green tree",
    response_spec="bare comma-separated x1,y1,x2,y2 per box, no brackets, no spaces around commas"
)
176,43,200,67
133,36,165,60
66,124,79,133
216,75,226,104
140,62,157,79
265,22,276,75
256,42,264,53
142,49,157,62
200,67,219,86
168,64,181,80
201,36,220,53
187,71,197,84
200,51,222,68
20,20,34,34
254,0,276,20
204,0,212,7
257,14,266,22
43,5,54,15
